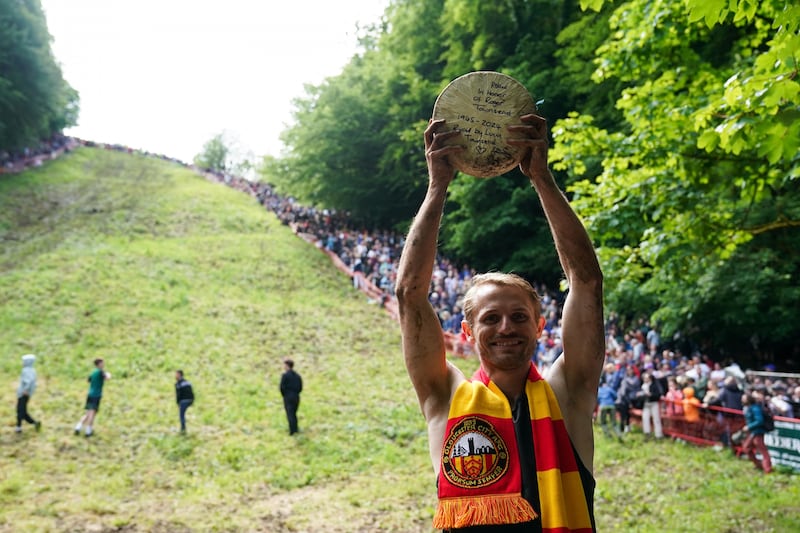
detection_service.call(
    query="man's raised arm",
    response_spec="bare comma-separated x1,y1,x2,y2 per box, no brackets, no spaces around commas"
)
395,120,463,421
509,114,604,468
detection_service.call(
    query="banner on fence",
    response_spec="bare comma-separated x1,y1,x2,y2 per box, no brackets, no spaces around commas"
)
765,419,800,472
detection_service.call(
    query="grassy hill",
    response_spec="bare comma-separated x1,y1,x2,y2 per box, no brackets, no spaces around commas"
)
1,147,797,532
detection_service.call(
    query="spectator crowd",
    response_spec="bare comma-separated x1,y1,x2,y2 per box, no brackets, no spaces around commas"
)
17,139,797,461
213,174,800,437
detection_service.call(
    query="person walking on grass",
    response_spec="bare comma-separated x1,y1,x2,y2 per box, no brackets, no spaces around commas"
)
74,358,110,437
280,359,303,435
175,369,194,433
15,354,41,433
396,115,603,531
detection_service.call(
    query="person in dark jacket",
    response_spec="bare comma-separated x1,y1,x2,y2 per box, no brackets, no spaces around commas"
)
616,364,642,434
718,376,743,446
638,371,664,439
280,359,303,435
175,370,194,433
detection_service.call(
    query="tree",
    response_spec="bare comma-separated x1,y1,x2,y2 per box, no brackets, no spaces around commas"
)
193,131,255,177
0,0,79,151
435,0,593,282
269,0,452,227
551,0,800,364
193,133,230,173
267,0,799,365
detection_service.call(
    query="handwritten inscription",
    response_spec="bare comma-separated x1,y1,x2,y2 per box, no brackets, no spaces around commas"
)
455,80,518,156
433,72,535,176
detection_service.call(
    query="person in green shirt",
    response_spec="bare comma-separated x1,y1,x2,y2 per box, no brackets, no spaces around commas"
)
74,358,111,437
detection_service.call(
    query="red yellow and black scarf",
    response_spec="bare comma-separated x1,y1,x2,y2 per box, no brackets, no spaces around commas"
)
434,363,592,531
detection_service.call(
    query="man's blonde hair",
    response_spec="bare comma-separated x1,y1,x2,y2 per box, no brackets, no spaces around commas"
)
462,272,541,325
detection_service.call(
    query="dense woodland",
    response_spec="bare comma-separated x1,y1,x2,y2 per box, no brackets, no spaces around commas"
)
262,0,800,369
0,0,78,152
2,0,798,368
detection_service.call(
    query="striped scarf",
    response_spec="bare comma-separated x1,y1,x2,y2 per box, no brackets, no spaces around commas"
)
434,363,593,531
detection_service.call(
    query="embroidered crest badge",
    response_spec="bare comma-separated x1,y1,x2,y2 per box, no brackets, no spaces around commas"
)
442,416,509,489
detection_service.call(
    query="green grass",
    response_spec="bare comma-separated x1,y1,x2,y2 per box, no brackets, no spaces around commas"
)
1,147,798,532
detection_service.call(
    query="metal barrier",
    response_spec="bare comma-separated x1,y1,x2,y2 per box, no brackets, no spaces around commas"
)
652,401,746,446
630,399,798,450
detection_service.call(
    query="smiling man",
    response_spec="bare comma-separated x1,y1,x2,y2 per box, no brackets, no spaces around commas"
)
396,114,604,532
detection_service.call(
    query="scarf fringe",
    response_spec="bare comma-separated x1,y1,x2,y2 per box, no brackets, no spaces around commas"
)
433,493,538,529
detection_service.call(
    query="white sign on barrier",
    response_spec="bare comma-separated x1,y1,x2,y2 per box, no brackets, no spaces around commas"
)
765,419,800,472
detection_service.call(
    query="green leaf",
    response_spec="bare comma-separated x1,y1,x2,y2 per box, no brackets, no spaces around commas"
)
686,0,725,27
580,0,606,12
697,130,720,152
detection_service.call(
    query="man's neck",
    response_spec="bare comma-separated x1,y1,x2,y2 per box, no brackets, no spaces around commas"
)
481,363,531,403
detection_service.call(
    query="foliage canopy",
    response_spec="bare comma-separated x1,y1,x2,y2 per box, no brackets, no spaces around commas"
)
267,0,799,366
0,0,78,152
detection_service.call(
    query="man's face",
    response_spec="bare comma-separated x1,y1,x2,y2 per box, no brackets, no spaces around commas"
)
462,283,542,372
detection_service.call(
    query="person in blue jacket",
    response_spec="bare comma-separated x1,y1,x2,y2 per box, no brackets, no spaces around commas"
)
741,392,772,473
597,380,623,441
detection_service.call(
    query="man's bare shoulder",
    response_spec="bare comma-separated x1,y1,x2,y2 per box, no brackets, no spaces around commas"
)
423,361,467,420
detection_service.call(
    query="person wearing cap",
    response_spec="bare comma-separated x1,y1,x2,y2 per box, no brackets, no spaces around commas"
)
397,114,603,531
15,354,41,433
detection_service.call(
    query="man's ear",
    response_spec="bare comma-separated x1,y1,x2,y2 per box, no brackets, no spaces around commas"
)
537,316,546,339
461,320,473,340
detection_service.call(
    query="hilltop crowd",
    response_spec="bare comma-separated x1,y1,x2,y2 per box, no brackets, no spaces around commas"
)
0,135,76,174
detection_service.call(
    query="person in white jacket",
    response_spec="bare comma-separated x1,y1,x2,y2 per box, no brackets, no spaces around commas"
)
16,354,41,433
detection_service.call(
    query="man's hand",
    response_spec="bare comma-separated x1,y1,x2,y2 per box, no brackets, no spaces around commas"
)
424,119,463,185
507,113,550,181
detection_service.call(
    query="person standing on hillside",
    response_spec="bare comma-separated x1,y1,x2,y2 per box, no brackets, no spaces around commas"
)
15,354,41,433
280,359,303,435
396,114,604,531
74,358,111,437
175,370,195,434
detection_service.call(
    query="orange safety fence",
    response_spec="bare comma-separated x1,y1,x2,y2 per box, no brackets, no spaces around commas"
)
629,399,799,450
295,231,399,320
296,228,481,359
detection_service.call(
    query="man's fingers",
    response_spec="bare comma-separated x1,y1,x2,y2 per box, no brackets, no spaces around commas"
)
512,114,548,139
519,113,547,127
428,144,464,157
507,138,548,150
427,126,460,146
424,119,448,145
